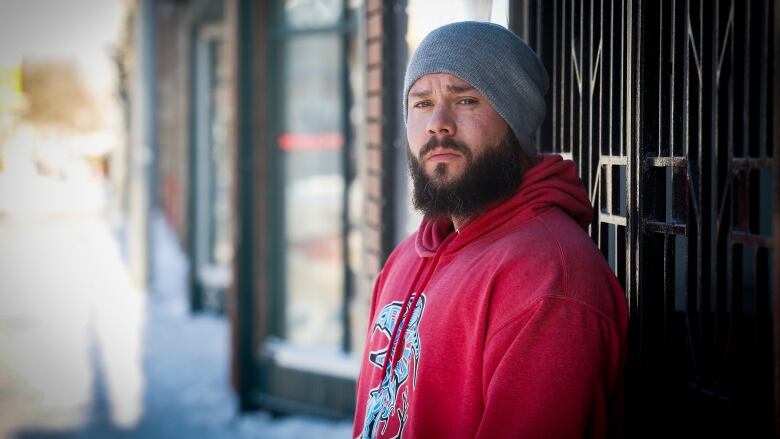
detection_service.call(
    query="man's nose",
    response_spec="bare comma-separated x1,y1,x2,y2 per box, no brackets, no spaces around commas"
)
426,104,456,136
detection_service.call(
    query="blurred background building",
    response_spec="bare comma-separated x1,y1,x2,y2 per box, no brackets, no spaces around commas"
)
1,0,778,437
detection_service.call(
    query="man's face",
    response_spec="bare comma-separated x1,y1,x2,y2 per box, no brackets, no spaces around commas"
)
406,73,528,219
406,73,509,186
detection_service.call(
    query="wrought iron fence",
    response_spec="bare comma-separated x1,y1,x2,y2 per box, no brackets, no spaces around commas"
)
514,0,775,435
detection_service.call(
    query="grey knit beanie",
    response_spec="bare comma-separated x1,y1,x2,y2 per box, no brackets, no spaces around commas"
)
403,21,549,158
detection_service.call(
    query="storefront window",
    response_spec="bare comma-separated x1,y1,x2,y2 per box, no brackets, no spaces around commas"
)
284,0,342,29
192,26,233,313
279,30,345,349
407,0,508,49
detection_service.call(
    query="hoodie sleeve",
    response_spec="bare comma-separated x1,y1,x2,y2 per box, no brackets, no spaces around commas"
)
477,296,624,439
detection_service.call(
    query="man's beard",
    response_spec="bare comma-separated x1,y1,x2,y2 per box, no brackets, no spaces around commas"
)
407,131,527,220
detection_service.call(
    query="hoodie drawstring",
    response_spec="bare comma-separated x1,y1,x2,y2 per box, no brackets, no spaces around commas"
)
379,234,455,386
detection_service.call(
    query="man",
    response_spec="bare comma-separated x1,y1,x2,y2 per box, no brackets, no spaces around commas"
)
353,21,628,438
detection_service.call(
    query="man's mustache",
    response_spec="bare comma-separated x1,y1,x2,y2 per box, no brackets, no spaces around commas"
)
419,136,472,160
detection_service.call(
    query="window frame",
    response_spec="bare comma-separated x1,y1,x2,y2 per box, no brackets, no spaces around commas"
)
254,0,358,418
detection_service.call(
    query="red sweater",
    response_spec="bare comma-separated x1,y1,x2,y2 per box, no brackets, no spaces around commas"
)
353,155,629,438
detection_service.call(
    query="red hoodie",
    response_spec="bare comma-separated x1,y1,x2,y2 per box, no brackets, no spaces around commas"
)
353,155,629,439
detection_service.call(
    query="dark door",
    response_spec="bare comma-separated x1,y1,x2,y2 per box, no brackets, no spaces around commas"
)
512,0,776,436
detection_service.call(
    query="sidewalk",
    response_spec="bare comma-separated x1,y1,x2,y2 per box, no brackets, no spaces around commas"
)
0,162,351,438
124,211,353,438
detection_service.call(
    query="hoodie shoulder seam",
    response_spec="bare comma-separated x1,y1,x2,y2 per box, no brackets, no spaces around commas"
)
535,213,569,293
484,294,621,350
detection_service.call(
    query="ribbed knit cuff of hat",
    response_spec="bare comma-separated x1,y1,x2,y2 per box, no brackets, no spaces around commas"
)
403,21,549,159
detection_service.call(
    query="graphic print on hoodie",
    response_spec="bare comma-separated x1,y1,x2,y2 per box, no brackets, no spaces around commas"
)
353,155,629,439
360,294,426,438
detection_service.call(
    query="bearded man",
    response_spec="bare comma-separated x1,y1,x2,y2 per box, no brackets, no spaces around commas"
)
353,21,628,439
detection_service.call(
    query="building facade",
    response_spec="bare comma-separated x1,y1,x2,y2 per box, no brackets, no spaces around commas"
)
122,0,779,435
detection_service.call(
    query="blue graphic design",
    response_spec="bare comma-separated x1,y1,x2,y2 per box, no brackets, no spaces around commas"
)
358,294,426,439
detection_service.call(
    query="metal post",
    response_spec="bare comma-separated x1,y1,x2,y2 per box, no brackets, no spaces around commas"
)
772,0,779,434
128,0,157,288
389,0,407,253
234,0,258,412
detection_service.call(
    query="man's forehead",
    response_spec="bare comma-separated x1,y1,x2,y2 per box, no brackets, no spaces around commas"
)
409,73,475,94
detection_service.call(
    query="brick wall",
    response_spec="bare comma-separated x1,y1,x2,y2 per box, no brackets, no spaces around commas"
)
349,0,407,354
363,0,405,280
364,0,385,280
155,3,191,246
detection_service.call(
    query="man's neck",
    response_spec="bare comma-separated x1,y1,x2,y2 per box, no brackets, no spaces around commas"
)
451,215,474,232
451,216,465,232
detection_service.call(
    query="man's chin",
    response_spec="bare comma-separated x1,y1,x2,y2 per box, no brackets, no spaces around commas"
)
427,177,459,190
426,170,464,186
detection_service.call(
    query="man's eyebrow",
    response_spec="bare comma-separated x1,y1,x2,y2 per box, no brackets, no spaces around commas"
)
409,89,430,98
409,84,475,99
446,84,475,93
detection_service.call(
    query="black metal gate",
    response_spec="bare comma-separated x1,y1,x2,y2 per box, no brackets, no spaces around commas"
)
513,0,775,435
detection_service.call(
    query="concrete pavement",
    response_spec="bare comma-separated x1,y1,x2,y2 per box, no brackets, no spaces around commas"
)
0,157,351,438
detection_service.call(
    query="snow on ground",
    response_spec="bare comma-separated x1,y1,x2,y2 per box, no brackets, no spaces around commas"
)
0,150,352,438
133,211,354,439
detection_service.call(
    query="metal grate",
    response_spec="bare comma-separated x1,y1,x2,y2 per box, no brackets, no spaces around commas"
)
513,0,775,434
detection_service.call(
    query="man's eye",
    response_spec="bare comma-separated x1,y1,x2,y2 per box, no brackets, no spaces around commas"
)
413,101,432,108
459,98,477,105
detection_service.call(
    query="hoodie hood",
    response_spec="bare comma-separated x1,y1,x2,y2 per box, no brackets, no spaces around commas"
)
415,154,593,257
